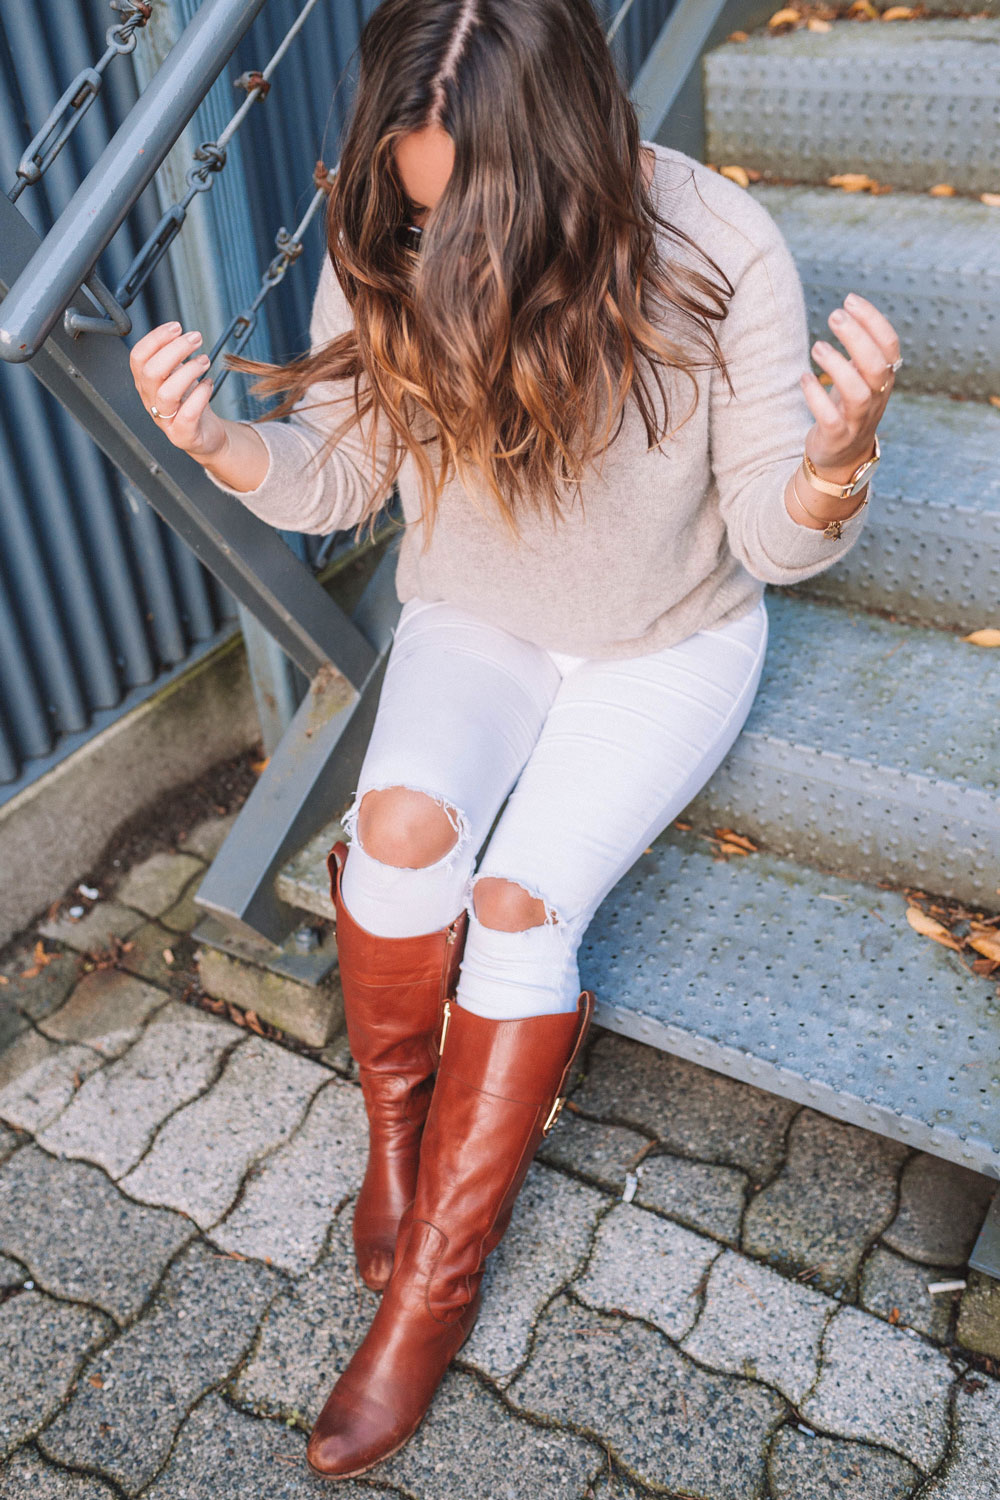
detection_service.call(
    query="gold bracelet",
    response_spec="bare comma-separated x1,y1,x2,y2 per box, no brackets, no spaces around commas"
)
791,466,867,541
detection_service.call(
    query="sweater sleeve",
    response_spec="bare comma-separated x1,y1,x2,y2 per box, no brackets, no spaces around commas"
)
708,207,871,584
203,253,395,535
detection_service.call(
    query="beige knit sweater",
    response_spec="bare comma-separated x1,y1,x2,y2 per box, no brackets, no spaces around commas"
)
206,141,871,659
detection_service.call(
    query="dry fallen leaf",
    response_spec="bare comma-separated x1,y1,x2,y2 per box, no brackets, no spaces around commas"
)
674,820,692,831
961,628,1000,647
968,927,1000,964
718,841,752,857
806,17,832,30
827,172,880,193
928,183,956,197
847,0,878,17
250,757,270,775
719,165,750,188
768,8,801,27
244,1008,266,1036
906,905,963,951
990,396,1000,409
881,5,916,18
88,1373,105,1388
714,828,758,853
727,29,749,41
981,193,1000,207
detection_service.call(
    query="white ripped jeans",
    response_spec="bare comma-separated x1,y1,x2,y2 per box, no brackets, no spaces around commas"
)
339,593,769,1020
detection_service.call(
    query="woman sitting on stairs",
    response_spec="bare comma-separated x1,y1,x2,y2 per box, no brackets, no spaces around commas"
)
129,0,901,1479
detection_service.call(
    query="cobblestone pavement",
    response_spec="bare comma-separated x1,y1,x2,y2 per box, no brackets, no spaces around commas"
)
1,823,998,1499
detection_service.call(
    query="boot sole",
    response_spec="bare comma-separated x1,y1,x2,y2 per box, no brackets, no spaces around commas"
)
304,1306,480,1481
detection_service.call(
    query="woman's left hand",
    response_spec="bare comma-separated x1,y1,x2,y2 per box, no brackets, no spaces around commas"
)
800,291,901,476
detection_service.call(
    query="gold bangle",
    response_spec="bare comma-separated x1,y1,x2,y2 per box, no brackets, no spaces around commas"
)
791,467,867,541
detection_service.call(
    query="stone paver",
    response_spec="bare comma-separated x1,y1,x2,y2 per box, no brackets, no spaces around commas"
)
461,1161,606,1383
681,1249,831,1404
115,851,204,919
570,1032,797,1180
801,1305,953,1472
2,941,80,1022
634,1152,748,1244
232,1211,380,1420
159,882,204,934
769,1427,919,1500
0,1030,105,1134
957,1270,1000,1359
0,997,28,1054
117,1036,327,1228
115,920,195,992
35,1000,243,1177
860,1245,958,1341
378,1367,603,1499
209,1078,367,1273
883,1154,996,1268
922,1375,1000,1500
37,901,146,954
0,1290,111,1458
573,1201,718,1342
0,1446,119,1498
507,1295,785,1500
143,1390,381,1499
742,1109,907,1294
38,968,169,1058
38,1239,281,1494
536,1110,650,1193
0,1143,194,1324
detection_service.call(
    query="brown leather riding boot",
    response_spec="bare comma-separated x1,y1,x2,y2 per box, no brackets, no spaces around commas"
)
306,988,594,1480
326,840,467,1292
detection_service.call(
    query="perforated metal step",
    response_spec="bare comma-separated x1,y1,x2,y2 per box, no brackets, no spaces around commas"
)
578,826,1000,1176
792,390,1000,633
705,18,1000,193
747,184,1000,398
683,592,999,908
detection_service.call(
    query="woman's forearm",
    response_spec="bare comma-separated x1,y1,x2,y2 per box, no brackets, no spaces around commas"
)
783,458,868,531
198,420,270,493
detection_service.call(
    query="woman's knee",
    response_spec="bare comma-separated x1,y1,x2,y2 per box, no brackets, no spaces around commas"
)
472,876,559,931
355,786,464,869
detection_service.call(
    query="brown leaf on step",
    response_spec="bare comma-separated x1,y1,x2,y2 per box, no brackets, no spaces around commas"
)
88,1373,105,1388
847,0,878,17
968,928,1000,964
928,183,956,197
869,182,894,195
981,193,1000,208
718,841,752,857
905,906,963,951
719,165,750,188
961,628,1000,647
244,1008,266,1036
827,172,880,193
768,8,802,27
888,1306,901,1324
971,956,1000,977
881,5,916,18
674,819,692,830
727,30,750,42
714,828,758,853
807,17,832,30
989,396,1000,409
250,757,270,775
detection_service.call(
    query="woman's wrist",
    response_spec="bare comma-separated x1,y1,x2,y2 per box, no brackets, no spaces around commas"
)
784,461,868,531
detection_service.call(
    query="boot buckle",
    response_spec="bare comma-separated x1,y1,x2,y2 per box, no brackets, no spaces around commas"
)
542,1096,565,1136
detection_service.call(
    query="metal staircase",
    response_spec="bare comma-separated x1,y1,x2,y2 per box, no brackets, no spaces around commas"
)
278,6,1000,1273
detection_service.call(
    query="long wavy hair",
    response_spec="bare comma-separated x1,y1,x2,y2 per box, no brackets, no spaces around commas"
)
224,0,737,547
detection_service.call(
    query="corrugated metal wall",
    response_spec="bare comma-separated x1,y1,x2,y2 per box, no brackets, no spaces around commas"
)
0,0,673,798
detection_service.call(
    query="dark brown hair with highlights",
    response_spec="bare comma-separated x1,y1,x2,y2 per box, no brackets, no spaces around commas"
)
224,0,737,547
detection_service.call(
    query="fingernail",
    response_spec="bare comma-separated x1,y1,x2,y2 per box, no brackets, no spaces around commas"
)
168,321,181,332
186,331,201,342
845,293,860,308
830,310,845,323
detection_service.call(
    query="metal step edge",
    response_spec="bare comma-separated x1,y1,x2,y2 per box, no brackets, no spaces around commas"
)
580,830,999,1178
793,390,1000,632
705,17,1000,194
747,184,1000,398
684,592,999,907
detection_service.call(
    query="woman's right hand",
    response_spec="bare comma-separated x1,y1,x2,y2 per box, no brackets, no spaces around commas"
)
129,321,230,464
